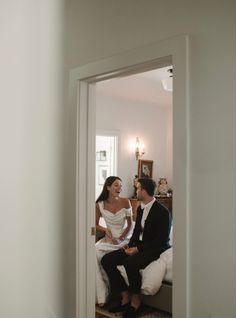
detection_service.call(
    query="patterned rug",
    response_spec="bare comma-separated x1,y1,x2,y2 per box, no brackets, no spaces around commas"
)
96,305,171,318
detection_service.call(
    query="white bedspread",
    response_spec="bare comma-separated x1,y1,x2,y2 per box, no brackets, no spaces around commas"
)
118,247,173,295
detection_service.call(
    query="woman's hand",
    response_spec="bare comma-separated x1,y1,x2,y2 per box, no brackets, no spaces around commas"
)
105,228,116,244
105,228,113,239
105,228,121,245
118,235,125,241
111,238,119,245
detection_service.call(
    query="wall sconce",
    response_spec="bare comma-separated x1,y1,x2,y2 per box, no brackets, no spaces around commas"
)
135,137,145,160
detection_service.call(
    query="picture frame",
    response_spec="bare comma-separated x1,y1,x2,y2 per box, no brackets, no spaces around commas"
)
138,159,153,179
98,165,109,185
96,150,107,161
100,150,107,161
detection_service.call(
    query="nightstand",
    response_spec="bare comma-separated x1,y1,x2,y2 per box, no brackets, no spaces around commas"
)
129,197,172,220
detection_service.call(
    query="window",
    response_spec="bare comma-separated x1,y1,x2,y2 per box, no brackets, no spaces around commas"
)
95,134,118,199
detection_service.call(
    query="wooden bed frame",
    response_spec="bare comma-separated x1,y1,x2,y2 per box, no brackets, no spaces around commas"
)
141,282,172,314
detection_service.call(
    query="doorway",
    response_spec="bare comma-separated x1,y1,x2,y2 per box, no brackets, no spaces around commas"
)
95,66,173,317
71,35,189,318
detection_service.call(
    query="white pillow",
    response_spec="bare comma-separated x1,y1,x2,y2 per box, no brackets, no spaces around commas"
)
163,261,172,283
160,247,173,283
160,247,172,265
140,257,166,295
169,225,173,246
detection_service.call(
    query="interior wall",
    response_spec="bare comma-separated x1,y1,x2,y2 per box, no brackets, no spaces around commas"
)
65,1,236,318
96,92,173,198
0,2,65,318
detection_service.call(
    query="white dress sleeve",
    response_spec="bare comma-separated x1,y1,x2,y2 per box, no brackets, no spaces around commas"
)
98,201,104,217
125,207,132,217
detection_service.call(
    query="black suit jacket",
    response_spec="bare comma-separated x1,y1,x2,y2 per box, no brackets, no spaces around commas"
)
128,199,171,253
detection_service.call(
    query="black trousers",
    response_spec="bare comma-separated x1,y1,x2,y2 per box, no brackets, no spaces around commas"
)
101,248,162,294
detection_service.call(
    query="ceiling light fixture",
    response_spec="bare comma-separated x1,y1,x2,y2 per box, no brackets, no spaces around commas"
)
161,68,173,92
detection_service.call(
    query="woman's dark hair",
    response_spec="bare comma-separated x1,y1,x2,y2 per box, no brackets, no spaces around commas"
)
138,178,156,196
96,176,122,203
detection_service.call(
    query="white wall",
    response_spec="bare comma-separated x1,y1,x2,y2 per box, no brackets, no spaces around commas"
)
2,1,234,318
0,1,65,318
96,93,173,197
65,1,236,318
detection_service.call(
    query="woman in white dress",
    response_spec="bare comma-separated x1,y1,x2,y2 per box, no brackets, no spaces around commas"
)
95,176,133,306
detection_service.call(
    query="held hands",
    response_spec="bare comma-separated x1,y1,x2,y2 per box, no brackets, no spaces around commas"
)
122,245,138,255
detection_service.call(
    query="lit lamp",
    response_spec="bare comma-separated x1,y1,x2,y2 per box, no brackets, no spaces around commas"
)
135,137,145,160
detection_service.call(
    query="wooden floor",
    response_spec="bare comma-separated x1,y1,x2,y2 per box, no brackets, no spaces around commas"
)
96,313,107,318
95,306,172,318
95,309,115,318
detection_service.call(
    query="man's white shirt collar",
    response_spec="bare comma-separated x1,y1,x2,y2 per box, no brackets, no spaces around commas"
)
141,197,156,210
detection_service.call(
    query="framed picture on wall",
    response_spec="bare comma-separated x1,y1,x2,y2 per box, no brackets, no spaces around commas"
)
100,150,107,161
98,165,109,185
138,160,153,179
96,150,107,161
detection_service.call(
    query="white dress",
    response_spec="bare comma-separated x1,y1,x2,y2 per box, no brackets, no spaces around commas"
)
95,201,132,305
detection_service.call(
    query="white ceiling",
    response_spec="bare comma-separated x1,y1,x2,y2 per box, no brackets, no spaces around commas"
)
96,66,173,107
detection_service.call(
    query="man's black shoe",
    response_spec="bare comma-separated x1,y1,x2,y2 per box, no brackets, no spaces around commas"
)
122,304,144,318
109,302,130,313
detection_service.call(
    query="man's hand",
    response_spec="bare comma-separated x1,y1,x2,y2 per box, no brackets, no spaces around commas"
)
124,247,138,255
121,244,129,251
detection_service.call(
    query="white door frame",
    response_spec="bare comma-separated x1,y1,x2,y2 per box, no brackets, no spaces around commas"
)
69,35,190,318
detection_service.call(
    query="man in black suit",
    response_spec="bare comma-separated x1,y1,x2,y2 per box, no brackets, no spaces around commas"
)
101,178,172,318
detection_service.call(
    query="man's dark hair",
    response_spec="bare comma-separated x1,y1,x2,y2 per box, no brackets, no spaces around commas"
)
138,178,156,196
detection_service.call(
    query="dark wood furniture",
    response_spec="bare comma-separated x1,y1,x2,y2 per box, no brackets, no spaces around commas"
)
155,196,172,217
130,196,172,220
